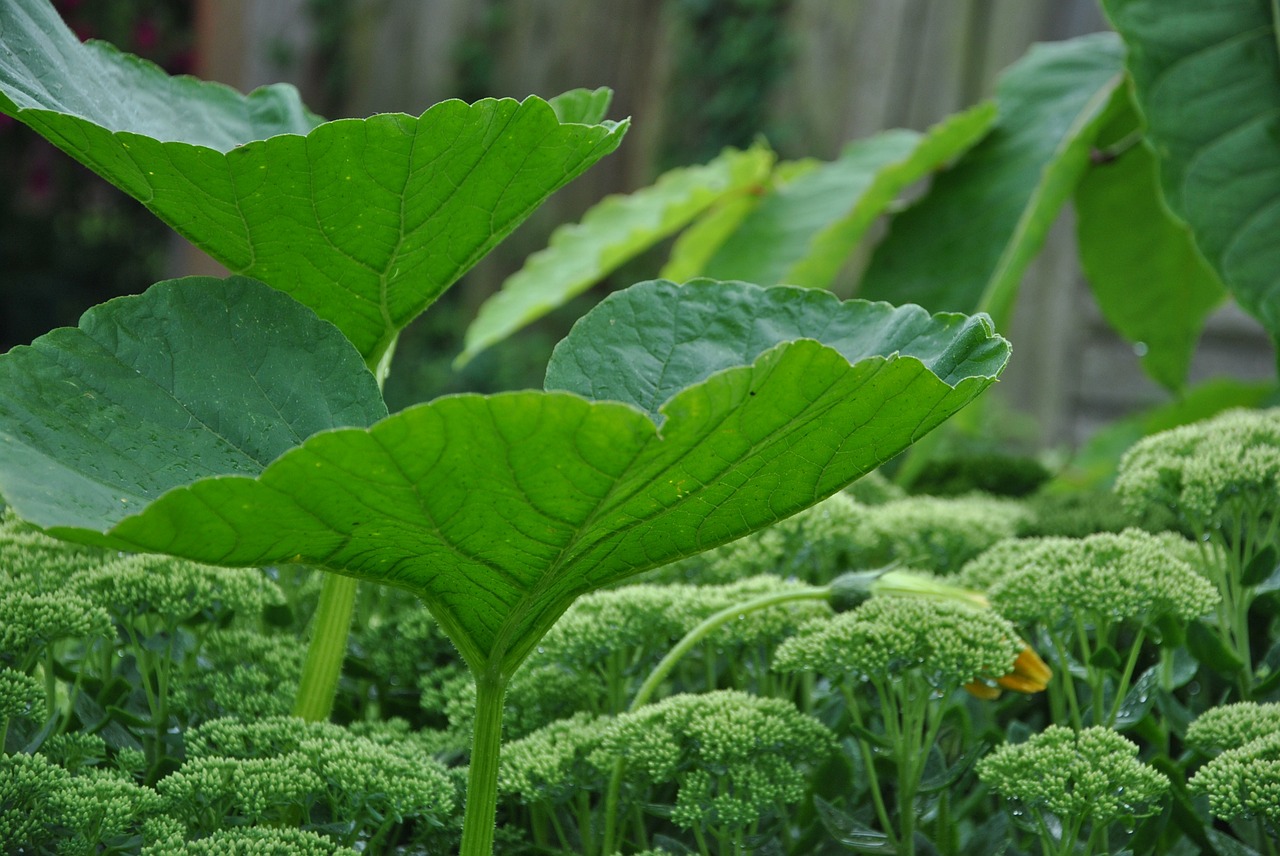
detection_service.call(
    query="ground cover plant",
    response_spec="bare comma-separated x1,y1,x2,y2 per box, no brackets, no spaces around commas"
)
2,1,1280,855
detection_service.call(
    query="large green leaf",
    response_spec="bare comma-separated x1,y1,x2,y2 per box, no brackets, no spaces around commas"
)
859,33,1125,325
458,145,774,365
0,277,387,530
1102,0,1280,351
0,0,626,365
701,103,997,289
1075,89,1225,392
0,278,1007,677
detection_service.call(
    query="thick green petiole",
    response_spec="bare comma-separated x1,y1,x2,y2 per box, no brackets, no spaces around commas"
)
459,670,509,856
293,572,359,721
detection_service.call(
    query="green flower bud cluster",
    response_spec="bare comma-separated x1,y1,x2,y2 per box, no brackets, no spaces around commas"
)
1116,407,1280,527
956,529,1218,628
773,595,1023,691
978,726,1168,833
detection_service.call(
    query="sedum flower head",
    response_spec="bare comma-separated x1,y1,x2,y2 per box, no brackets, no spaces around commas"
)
956,529,1218,628
1189,731,1280,829
978,725,1168,826
1187,702,1280,754
1116,408,1280,526
0,590,111,662
498,711,611,804
846,495,1033,575
595,690,834,833
773,596,1024,692
70,554,283,626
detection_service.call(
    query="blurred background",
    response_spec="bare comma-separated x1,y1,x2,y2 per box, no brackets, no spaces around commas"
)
1,0,1272,454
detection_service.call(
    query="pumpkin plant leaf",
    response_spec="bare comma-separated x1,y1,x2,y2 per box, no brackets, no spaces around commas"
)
859,32,1125,326
701,102,998,289
0,278,1007,679
1074,88,1226,393
0,0,627,366
1101,0,1280,356
459,145,775,365
0,276,387,531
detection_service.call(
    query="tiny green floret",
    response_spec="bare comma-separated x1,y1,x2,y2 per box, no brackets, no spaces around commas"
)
773,596,1024,855
978,725,1168,856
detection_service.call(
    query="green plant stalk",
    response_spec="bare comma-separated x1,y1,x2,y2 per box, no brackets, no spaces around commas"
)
1104,627,1146,726
599,584,830,855
293,573,359,721
846,685,900,851
459,669,508,856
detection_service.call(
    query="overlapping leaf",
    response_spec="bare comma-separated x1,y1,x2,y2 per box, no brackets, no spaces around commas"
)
0,0,626,365
0,277,1007,676
1102,0,1280,353
1075,89,1225,392
859,33,1125,325
699,103,997,289
459,146,774,365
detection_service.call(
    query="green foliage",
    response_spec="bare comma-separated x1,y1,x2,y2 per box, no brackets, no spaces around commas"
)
1102,0,1280,357
978,725,1168,856
906,454,1051,498
0,0,627,365
1074,88,1225,392
859,33,1125,325
460,145,775,363
698,105,996,288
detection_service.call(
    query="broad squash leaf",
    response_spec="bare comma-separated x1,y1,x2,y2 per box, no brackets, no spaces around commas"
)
859,32,1125,325
0,277,1008,677
0,0,627,365
701,103,997,289
1075,88,1225,392
1102,0,1280,355
459,145,774,365
0,277,387,530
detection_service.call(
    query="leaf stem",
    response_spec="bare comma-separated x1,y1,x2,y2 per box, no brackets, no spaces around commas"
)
293,572,358,721
459,670,508,856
